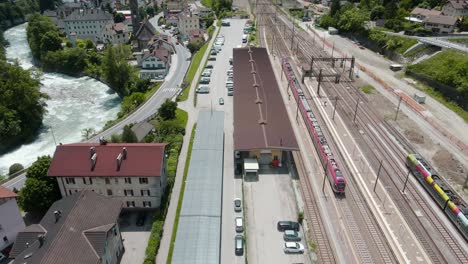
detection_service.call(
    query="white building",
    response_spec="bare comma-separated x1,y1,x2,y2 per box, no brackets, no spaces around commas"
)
0,186,25,251
442,0,468,17
102,23,130,45
178,11,200,40
63,9,114,43
136,48,172,79
47,143,168,209
424,15,458,33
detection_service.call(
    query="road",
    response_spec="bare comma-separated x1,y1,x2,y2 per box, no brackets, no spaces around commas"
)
2,17,191,191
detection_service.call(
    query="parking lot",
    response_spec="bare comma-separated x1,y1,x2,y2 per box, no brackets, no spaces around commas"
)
119,211,153,264
244,173,311,264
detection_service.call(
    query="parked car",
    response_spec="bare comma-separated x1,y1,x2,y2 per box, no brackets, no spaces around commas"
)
221,20,231,26
235,235,244,256
205,64,214,69
227,77,233,82
234,198,242,212
228,90,234,96
219,97,224,105
283,242,304,254
202,71,212,77
208,56,216,61
277,221,300,231
196,86,210,94
229,56,233,64
283,230,301,241
235,217,243,232
200,77,211,84
136,212,147,226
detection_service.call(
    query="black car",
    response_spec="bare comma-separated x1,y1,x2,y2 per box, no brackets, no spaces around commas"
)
277,221,300,231
235,235,244,256
136,212,147,226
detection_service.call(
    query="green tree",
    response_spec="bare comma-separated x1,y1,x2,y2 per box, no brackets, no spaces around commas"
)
18,156,61,214
337,8,368,33
27,14,58,59
122,125,138,142
370,5,385,20
330,0,341,17
102,45,135,96
384,0,398,20
459,16,468,31
38,0,55,12
9,163,24,175
187,40,203,54
118,92,145,117
114,12,125,23
158,99,177,120
40,31,62,56
146,6,155,17
85,39,95,49
81,128,96,140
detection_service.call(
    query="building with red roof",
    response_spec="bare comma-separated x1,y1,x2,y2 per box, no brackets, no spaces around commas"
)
48,143,167,209
0,186,25,252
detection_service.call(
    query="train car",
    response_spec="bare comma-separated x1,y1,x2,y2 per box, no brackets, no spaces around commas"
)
282,58,346,194
406,154,468,240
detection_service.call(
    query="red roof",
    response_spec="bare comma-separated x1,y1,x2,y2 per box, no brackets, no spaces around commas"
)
48,143,166,177
0,185,17,199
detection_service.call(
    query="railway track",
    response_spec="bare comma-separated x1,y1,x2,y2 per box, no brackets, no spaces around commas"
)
267,7,468,263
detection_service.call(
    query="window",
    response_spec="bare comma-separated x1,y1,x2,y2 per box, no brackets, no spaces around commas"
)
126,201,135,207
124,177,132,184
105,178,111,184
143,201,152,208
3,236,8,243
69,190,72,195
140,178,148,184
124,189,134,196
107,189,113,196
141,190,150,196
65,177,75,184
115,178,119,184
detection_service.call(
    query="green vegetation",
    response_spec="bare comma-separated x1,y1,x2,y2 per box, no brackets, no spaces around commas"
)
158,99,178,120
167,123,196,264
0,60,46,153
448,37,468,44
0,0,37,29
360,84,375,94
9,163,24,175
200,0,232,18
289,9,305,20
403,45,431,58
18,156,61,214
143,109,189,264
367,29,417,53
179,41,210,101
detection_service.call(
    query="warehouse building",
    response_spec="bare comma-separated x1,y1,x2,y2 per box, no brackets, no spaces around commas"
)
233,47,299,177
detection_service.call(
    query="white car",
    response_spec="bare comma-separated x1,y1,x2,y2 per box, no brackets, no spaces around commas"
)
235,217,244,232
283,242,304,254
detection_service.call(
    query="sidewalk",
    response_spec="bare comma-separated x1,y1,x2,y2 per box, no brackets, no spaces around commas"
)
155,23,220,264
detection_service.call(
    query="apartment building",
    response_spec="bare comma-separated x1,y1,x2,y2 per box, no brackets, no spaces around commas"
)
0,187,25,252
102,22,130,45
63,9,114,43
178,11,200,40
137,48,171,79
9,191,123,264
47,143,167,209
442,0,468,17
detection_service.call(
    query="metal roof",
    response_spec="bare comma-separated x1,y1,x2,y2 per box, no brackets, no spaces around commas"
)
233,47,299,151
172,111,224,264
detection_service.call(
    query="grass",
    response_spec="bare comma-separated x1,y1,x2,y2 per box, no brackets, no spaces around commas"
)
166,123,197,264
391,36,418,54
178,42,210,102
144,81,162,100
448,37,468,44
403,45,429,58
174,108,188,128
360,84,375,94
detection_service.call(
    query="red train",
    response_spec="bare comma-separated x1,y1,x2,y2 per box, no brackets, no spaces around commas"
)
282,58,346,193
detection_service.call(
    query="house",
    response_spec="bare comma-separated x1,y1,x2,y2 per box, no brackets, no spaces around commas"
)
442,0,468,18
0,186,25,252
137,48,172,79
166,0,188,13
134,19,158,50
47,143,168,209
424,15,458,33
165,14,180,26
193,6,212,17
9,191,123,264
188,28,204,43
408,7,442,23
102,23,130,45
178,11,200,40
148,34,175,54
63,9,114,43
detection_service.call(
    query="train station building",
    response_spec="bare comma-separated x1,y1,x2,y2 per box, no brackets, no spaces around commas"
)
233,47,299,177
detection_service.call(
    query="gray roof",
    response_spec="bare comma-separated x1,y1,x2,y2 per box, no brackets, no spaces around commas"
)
131,121,154,141
64,8,113,22
10,191,122,264
172,111,224,264
425,15,458,25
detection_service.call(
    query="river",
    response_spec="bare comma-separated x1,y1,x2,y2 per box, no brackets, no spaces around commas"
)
0,23,121,175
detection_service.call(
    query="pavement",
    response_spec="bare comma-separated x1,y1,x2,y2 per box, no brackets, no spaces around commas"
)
1,14,191,191
120,211,153,264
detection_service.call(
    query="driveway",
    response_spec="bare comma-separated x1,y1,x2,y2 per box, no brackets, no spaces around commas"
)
244,173,311,264
119,211,153,264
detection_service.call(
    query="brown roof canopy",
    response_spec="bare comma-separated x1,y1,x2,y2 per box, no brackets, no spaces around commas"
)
233,47,298,151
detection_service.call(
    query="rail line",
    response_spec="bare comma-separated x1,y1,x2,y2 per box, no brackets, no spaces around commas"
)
270,7,468,263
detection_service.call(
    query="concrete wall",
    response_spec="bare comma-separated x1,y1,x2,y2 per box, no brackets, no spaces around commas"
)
0,198,26,251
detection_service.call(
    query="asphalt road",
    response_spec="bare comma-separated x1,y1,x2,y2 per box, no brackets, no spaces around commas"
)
2,21,191,191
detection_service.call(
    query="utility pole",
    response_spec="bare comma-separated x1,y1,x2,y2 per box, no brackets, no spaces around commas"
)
322,33,326,50
353,95,360,123
322,159,329,193
316,69,323,96
402,169,411,193
373,160,383,192
332,96,338,120
331,41,335,57
395,96,403,121
291,22,295,49
309,57,314,79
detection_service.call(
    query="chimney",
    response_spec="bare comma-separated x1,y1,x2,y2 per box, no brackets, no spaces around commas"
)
90,147,95,158
91,153,97,171
123,147,127,160
38,235,45,247
54,210,62,223
116,153,122,171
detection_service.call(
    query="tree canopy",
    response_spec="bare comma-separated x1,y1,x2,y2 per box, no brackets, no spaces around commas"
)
27,13,59,59
158,99,177,120
122,125,138,143
102,45,135,96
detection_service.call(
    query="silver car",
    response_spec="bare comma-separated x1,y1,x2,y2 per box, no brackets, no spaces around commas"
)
283,242,304,254
283,230,301,241
234,198,242,212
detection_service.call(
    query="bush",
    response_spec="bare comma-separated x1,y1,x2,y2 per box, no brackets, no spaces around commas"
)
298,211,304,224
9,163,24,175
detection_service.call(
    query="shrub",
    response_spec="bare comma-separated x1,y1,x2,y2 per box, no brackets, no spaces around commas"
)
9,163,24,175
